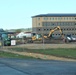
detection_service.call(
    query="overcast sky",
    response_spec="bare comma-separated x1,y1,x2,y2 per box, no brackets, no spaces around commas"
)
0,0,76,29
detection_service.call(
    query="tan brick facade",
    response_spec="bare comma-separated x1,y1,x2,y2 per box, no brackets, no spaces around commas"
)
32,14,76,37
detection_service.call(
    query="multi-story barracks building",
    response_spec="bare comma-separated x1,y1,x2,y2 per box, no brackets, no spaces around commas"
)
32,14,76,37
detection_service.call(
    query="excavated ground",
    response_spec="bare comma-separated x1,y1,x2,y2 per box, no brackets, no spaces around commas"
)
0,43,76,61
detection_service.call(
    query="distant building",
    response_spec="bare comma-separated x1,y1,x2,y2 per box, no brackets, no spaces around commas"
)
0,28,16,39
16,32,32,38
32,14,76,37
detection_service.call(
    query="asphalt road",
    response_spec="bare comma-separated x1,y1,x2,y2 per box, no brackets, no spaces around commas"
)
0,58,76,75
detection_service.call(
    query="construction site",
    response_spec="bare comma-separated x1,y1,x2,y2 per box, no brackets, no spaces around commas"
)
0,14,76,75
1,0,76,74
0,14,76,64
0,14,76,47
0,25,76,47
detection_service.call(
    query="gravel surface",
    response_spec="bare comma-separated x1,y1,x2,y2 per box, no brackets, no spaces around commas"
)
0,44,76,61
16,44,76,49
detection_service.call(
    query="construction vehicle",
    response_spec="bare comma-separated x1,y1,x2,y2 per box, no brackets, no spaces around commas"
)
43,26,65,43
31,34,43,43
43,26,64,39
32,26,65,43
66,34,76,42
1,33,11,46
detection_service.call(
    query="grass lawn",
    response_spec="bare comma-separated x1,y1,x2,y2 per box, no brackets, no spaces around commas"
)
0,51,35,59
6,47,76,59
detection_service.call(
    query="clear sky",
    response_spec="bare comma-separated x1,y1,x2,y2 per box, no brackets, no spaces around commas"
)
0,0,76,29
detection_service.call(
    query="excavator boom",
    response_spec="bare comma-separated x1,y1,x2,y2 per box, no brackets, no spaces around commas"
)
48,26,63,38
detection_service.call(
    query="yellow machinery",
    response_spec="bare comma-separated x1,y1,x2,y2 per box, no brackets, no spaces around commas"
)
32,34,42,43
44,26,64,39
32,26,64,43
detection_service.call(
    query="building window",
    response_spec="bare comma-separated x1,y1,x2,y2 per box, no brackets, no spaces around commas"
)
75,23,76,25
38,29,40,31
44,17,48,20
58,22,60,25
38,23,40,26
52,24,54,25
47,22,50,26
55,17,57,20
64,22,66,25
69,23,71,25
58,17,60,20
72,23,74,25
38,17,40,20
66,23,68,25
60,17,62,20
64,17,65,20
72,34,74,35
49,22,51,26
67,17,68,20
44,17,46,20
55,22,57,25
64,17,68,20
61,29,63,30
61,23,63,25
46,17,48,20
72,17,74,20
47,29,48,30
51,17,54,20
69,17,71,20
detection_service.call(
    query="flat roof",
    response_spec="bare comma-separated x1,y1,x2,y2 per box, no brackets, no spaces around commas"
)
32,13,76,17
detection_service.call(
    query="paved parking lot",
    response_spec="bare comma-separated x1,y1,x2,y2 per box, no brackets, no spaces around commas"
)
0,58,76,75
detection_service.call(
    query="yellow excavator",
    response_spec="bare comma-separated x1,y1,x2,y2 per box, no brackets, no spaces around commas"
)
32,26,64,43
43,26,64,39
43,26,65,43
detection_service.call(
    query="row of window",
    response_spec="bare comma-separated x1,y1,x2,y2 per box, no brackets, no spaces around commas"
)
38,28,76,31
42,22,76,26
38,17,76,20
51,34,76,35
42,34,76,37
